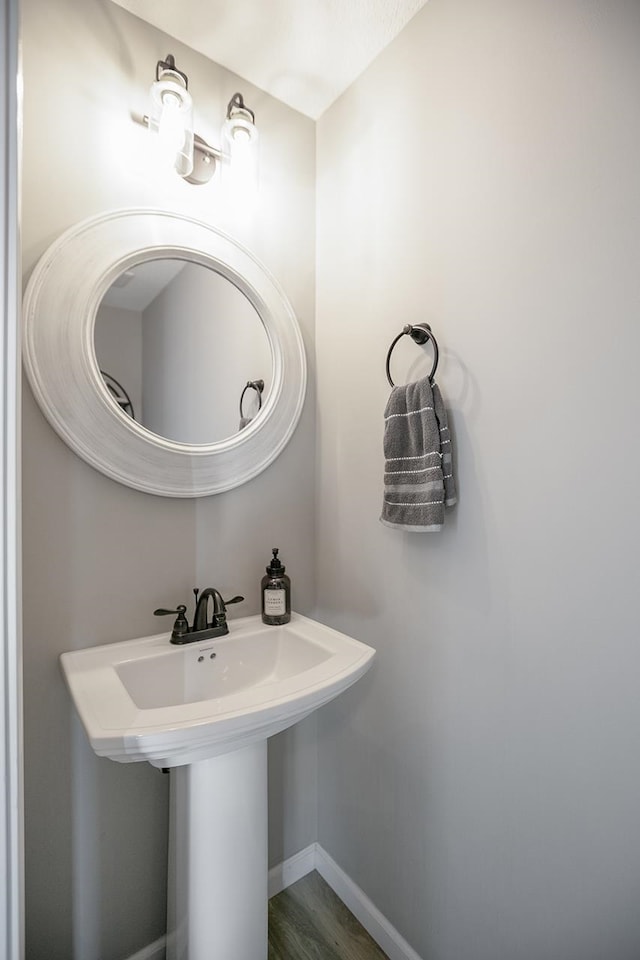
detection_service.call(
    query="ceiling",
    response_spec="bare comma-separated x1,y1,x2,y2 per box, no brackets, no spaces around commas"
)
101,260,185,312
110,0,429,119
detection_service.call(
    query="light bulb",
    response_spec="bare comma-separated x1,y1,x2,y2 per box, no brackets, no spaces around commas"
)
158,93,185,153
221,96,259,199
148,64,194,177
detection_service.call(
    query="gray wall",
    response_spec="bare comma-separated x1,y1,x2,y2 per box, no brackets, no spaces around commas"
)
94,303,143,420
315,2,640,959
21,1,315,958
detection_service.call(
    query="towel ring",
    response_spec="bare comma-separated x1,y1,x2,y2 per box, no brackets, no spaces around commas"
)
386,324,439,388
100,370,135,420
239,379,265,419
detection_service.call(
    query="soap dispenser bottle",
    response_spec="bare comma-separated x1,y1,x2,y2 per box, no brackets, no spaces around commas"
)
261,548,291,625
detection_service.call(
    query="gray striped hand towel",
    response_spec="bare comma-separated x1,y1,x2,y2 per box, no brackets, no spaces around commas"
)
380,376,456,532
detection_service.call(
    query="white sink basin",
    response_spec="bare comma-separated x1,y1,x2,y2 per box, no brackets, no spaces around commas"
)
60,612,375,768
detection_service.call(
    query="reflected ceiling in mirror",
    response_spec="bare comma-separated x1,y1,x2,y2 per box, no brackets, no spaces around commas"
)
95,260,272,444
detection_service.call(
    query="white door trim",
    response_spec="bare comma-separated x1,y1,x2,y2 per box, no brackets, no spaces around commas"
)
1,0,23,956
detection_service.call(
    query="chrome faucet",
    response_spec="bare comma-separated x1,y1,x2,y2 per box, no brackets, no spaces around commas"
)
154,588,244,644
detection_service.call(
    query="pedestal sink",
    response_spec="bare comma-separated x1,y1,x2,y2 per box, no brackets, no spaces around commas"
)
60,612,375,960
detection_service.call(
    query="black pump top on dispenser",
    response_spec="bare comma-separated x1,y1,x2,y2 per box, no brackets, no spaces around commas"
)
266,547,285,575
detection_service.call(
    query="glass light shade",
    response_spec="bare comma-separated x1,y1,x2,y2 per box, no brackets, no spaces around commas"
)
149,74,194,178
221,107,259,196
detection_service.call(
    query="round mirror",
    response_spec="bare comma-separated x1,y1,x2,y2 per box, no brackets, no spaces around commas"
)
94,260,272,444
23,209,306,497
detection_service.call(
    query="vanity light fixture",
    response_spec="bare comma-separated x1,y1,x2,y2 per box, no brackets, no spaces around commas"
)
142,53,259,188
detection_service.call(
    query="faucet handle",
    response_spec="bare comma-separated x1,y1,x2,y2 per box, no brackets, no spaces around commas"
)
224,596,244,607
154,604,189,638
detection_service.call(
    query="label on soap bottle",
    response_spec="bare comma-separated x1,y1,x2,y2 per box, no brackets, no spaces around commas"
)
264,589,286,615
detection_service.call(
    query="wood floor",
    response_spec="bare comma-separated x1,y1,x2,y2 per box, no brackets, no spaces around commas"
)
268,871,390,960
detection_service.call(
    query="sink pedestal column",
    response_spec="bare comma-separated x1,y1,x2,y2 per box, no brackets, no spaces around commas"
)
166,741,268,960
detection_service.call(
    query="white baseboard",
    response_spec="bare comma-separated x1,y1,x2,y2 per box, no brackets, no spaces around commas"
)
269,843,423,960
125,936,166,960
314,845,424,960
125,843,422,960
268,841,317,898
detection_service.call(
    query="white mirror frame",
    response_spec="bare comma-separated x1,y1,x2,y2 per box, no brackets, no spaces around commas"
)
23,209,306,497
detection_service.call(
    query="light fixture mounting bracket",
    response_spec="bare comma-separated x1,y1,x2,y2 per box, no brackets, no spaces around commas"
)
184,135,224,185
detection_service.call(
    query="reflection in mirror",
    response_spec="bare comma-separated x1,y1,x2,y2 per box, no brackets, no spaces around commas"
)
94,260,272,444
101,370,135,419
